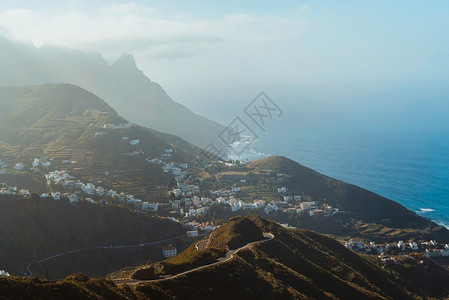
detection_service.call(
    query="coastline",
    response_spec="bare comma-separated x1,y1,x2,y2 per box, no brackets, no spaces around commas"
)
227,137,449,230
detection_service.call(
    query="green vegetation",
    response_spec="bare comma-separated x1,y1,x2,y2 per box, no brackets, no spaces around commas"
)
0,84,201,198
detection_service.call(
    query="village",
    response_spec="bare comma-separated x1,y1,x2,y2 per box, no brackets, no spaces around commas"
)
6,130,449,267
1,140,342,238
344,237,449,267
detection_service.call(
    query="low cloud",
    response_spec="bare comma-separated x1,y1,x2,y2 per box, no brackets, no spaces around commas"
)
0,3,306,60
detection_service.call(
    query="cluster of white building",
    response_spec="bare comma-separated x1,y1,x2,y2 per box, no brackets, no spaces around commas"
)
345,238,449,259
102,122,133,130
0,184,30,196
147,153,188,179
345,239,386,254
44,169,161,211
32,157,51,169
46,170,72,185
424,243,449,258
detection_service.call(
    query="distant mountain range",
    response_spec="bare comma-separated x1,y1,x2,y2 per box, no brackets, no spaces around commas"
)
0,36,223,147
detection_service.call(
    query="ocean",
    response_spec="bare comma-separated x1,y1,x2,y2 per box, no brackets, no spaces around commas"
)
228,120,449,228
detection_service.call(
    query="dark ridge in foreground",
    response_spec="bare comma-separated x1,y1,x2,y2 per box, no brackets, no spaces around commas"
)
2,218,449,299
134,215,449,299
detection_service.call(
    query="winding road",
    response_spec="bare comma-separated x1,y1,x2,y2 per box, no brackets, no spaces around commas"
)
115,232,274,286
21,234,189,277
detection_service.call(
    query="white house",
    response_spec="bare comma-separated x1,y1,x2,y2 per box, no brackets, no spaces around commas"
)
41,161,51,168
264,203,278,214
300,202,316,210
83,183,95,195
277,187,287,194
230,203,241,212
161,245,177,258
69,194,79,203
172,188,183,198
52,192,61,200
96,186,105,196
14,163,24,171
187,230,199,237
254,200,266,208
32,158,40,168
409,242,419,251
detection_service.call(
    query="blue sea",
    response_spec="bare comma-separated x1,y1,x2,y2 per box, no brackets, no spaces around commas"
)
229,119,449,228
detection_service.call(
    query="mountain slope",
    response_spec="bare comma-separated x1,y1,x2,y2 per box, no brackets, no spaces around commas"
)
0,36,223,147
244,156,449,242
0,195,185,276
0,84,200,197
134,215,449,299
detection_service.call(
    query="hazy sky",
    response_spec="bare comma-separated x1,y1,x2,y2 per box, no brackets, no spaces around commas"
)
1,1,449,123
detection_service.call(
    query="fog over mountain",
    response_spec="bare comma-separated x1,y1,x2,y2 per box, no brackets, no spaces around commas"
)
0,36,223,148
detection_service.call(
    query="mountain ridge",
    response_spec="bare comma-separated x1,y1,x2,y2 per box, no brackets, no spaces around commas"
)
0,36,224,147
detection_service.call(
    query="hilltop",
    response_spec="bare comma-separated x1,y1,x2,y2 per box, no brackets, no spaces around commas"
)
0,37,223,147
3,215,448,299
131,216,265,279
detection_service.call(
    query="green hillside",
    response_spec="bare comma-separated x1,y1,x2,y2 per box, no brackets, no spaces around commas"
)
0,84,201,198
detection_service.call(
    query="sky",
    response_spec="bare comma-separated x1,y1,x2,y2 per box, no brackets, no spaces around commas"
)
1,0,449,124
